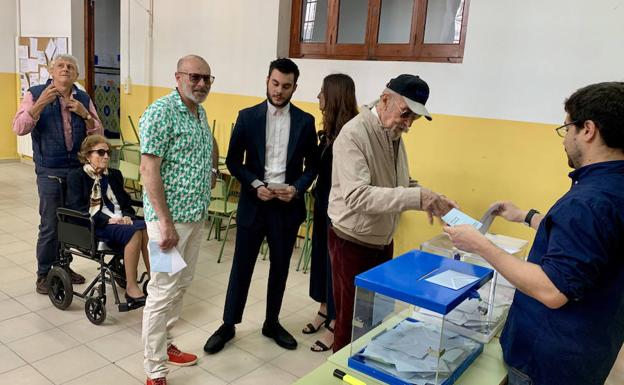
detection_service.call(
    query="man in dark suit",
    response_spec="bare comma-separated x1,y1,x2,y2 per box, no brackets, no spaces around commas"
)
204,58,318,353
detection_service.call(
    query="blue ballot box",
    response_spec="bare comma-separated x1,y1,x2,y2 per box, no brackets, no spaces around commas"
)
348,250,494,385
421,233,528,343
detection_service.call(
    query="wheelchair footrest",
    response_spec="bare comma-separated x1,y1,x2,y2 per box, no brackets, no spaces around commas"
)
118,303,130,312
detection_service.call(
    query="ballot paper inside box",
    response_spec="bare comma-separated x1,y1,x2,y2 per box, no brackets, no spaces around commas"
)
348,250,493,385
420,233,528,343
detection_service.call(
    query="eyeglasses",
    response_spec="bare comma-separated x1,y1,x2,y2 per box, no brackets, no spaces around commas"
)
555,121,578,138
392,98,420,120
89,149,111,157
178,72,215,85
400,109,421,120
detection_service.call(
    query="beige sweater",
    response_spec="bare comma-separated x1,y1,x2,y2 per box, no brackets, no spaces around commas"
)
328,103,422,246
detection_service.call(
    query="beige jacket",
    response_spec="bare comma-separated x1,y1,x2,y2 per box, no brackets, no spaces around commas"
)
328,103,422,246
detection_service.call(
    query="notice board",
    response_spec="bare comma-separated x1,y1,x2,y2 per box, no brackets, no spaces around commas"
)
16,36,69,98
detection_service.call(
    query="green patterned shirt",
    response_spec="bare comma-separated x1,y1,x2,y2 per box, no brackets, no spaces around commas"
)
139,89,213,222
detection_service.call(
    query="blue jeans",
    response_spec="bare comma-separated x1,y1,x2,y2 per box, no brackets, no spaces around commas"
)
507,366,533,385
35,165,72,277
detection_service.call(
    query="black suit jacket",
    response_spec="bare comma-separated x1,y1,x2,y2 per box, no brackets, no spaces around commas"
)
226,101,318,227
66,168,137,229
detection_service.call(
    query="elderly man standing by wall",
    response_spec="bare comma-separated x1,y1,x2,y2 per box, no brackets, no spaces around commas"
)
328,74,457,352
139,54,218,385
13,54,103,294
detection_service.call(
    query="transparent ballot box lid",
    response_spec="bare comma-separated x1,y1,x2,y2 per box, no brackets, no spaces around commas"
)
348,250,494,385
421,233,528,343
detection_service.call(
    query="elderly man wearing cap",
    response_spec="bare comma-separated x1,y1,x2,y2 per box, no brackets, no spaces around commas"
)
328,74,457,351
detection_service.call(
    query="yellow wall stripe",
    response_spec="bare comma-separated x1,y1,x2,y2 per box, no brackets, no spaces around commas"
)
121,84,571,253
0,73,18,159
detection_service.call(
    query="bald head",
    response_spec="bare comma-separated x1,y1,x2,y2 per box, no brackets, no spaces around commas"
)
177,54,209,72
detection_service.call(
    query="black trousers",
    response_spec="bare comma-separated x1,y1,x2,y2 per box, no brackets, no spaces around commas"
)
223,201,301,325
35,165,73,277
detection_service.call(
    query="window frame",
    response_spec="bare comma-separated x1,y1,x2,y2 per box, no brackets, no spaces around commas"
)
289,0,471,63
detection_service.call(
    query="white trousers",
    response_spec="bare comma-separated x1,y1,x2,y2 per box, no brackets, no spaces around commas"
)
142,221,203,379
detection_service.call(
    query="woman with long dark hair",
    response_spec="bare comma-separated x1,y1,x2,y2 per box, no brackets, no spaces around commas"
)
303,74,358,352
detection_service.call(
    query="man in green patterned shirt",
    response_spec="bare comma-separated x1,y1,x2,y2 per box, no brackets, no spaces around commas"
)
139,54,218,385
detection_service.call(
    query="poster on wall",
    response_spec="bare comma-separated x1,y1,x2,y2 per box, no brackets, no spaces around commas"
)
16,36,69,98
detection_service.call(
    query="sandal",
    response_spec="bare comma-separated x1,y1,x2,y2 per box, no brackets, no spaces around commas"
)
310,339,333,352
302,311,327,334
311,323,335,352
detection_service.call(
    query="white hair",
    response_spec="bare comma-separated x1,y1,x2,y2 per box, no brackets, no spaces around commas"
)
49,54,80,74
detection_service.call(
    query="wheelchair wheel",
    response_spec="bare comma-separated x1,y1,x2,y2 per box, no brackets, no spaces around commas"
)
47,266,73,310
85,297,107,325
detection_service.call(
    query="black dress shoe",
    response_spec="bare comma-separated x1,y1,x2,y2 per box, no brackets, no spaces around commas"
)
67,267,86,284
262,321,297,350
204,324,235,354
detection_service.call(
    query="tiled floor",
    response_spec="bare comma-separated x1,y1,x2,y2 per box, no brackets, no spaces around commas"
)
1,161,623,385
0,161,330,385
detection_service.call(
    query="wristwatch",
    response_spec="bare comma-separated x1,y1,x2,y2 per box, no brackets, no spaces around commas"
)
524,209,540,226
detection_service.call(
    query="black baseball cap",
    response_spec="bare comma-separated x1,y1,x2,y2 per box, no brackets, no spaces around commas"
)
386,74,432,121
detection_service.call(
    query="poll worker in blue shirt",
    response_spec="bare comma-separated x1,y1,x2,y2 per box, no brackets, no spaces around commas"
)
444,82,624,385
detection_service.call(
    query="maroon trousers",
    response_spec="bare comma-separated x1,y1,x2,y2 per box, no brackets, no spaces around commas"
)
328,227,393,352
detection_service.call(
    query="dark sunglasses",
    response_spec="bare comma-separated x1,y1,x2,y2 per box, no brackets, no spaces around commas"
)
89,149,111,157
178,72,215,85
400,109,421,120
392,98,421,120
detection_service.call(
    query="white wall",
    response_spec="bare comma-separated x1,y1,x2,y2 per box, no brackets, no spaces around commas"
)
70,0,84,76
121,0,283,96
19,0,71,37
122,0,624,124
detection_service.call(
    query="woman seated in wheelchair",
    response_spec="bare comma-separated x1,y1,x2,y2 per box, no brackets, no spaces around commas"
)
66,134,149,309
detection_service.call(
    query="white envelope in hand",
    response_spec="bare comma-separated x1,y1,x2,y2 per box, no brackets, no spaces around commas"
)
148,240,187,276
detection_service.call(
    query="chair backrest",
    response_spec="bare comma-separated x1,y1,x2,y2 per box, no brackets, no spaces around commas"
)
211,178,227,200
121,144,141,164
127,115,140,143
118,160,141,182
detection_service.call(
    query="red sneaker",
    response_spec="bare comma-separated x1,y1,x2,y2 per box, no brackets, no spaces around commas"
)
166,344,198,366
146,377,166,385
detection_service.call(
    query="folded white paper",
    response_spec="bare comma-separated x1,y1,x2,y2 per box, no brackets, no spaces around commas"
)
148,240,187,276
442,208,483,230
425,269,479,290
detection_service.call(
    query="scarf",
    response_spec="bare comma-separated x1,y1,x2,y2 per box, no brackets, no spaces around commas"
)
83,164,119,217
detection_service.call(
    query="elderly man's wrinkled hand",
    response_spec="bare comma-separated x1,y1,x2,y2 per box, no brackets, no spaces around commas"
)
443,224,488,254
421,189,459,224
66,96,89,118
158,221,179,251
36,85,59,107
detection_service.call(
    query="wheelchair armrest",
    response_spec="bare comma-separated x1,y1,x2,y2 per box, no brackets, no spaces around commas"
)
57,207,90,218
130,198,143,207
